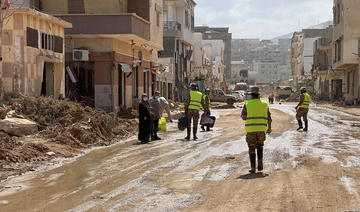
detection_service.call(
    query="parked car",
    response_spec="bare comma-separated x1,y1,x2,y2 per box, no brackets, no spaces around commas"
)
231,91,246,102
210,89,237,105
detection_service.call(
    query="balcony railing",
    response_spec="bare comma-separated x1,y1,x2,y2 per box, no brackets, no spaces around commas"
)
163,21,183,37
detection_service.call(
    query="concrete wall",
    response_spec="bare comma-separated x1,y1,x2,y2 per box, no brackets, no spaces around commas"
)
41,0,68,14
84,0,125,14
0,9,68,98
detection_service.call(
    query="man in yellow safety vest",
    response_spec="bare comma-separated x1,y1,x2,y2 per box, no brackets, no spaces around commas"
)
185,83,204,140
295,87,311,132
241,87,272,174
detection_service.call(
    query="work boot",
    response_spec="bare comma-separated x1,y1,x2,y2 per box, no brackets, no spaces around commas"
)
249,153,256,174
303,120,308,132
201,125,206,132
185,128,191,141
193,128,198,140
257,147,263,171
297,119,303,131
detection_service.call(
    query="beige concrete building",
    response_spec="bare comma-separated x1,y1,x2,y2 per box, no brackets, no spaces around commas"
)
160,0,196,101
41,0,163,111
332,0,360,104
0,7,71,99
291,32,303,88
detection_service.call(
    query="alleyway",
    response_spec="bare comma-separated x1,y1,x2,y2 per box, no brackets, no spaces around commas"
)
0,105,360,211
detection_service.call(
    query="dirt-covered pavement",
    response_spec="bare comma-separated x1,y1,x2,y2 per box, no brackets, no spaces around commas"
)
0,104,360,211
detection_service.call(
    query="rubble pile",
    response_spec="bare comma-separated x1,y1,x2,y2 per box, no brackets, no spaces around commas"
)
8,96,137,146
285,88,320,103
0,96,138,180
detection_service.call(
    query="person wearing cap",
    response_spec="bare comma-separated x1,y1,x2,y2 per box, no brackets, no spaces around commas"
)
201,88,212,132
185,83,204,140
158,95,173,123
295,87,311,131
241,87,272,174
149,91,162,141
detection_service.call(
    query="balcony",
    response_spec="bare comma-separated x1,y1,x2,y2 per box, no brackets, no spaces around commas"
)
57,14,150,40
163,21,183,38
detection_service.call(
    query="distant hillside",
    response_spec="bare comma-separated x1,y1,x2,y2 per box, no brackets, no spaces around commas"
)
272,20,333,43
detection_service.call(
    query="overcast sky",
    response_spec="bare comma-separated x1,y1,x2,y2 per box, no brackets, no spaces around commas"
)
194,0,333,39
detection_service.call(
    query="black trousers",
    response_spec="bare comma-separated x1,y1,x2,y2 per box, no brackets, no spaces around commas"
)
150,119,159,138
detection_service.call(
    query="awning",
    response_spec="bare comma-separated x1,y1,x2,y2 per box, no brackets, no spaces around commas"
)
143,68,150,73
119,63,132,73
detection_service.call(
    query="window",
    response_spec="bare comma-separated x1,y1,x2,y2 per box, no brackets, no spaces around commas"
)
163,10,168,22
41,32,55,51
26,27,38,48
54,36,63,53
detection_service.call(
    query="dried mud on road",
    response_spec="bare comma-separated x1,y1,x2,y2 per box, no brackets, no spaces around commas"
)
0,105,360,211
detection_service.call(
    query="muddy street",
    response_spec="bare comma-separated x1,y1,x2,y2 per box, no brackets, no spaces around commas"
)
0,105,360,211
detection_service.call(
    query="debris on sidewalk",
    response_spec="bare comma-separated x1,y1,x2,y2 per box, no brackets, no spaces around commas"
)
0,96,138,181
0,117,38,136
0,107,10,119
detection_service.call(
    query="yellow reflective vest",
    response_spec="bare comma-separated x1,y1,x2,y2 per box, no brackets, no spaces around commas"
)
299,92,311,109
188,90,203,110
245,99,268,133
203,94,211,111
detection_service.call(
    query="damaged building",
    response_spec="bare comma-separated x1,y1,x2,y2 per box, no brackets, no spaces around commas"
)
0,4,71,99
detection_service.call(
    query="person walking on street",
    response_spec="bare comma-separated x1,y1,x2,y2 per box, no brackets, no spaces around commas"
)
185,83,204,140
158,96,173,122
295,87,311,132
201,88,212,132
275,91,280,102
268,92,274,104
150,91,161,141
241,87,272,174
138,94,152,143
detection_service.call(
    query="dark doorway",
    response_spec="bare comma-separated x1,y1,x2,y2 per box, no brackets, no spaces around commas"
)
332,79,343,100
65,62,95,106
168,83,172,100
118,64,126,106
41,62,54,96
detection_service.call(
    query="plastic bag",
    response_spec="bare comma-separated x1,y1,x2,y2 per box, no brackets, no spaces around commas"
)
200,114,215,126
158,117,167,133
178,116,188,131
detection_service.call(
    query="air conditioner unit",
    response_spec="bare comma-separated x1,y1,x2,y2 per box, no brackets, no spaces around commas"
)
73,49,89,61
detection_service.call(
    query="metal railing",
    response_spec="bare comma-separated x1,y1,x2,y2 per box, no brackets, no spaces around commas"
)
163,21,182,32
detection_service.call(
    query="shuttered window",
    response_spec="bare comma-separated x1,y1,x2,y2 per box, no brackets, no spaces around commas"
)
54,36,63,53
26,27,38,48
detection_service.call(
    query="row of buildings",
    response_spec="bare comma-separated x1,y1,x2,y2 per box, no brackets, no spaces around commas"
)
292,0,360,105
231,38,292,85
0,0,232,111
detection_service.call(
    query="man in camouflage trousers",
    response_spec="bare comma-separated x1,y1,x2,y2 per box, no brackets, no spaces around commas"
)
185,83,204,141
295,87,311,132
241,87,272,173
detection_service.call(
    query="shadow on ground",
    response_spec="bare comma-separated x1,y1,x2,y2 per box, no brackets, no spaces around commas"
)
237,172,269,180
